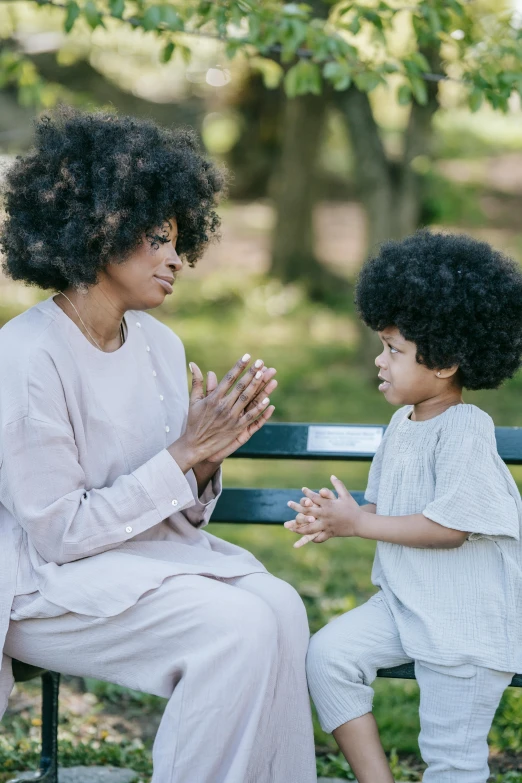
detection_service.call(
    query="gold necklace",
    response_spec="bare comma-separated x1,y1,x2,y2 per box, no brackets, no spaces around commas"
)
57,292,124,352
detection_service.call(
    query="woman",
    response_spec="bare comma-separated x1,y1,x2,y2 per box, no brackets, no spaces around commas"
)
0,108,316,783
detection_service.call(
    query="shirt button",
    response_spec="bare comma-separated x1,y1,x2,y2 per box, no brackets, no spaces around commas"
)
125,526,133,533
165,425,170,433
152,370,157,377
136,322,141,328
159,395,164,401
171,499,178,507
146,346,151,352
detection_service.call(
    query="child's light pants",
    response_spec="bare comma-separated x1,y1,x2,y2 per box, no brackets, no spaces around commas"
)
306,592,513,783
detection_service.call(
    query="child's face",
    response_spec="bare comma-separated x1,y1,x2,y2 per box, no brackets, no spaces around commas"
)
375,327,453,406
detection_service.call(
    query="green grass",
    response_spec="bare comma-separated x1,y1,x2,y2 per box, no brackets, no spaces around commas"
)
2,264,522,779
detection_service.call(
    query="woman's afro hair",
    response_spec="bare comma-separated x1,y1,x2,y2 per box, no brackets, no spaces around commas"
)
1,106,226,291
355,229,522,390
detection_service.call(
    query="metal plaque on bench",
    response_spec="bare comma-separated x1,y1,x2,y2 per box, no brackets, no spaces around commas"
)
306,425,383,454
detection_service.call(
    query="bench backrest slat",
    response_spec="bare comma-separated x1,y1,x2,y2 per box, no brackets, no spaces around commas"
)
229,423,522,463
213,423,522,525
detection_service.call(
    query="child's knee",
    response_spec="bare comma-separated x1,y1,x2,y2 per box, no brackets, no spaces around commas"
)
306,625,363,693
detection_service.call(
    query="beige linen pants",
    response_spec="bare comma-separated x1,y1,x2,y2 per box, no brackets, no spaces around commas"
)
5,573,317,783
306,592,512,783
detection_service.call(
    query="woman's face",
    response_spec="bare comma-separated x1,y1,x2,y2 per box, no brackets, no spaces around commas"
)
101,218,182,311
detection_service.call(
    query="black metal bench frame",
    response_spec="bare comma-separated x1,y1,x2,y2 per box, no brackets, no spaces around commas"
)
8,421,522,782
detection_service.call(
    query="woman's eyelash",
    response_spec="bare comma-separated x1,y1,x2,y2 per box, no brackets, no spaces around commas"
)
146,228,170,250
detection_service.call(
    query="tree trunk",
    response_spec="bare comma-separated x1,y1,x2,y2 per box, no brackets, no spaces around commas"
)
333,75,439,375
269,91,329,290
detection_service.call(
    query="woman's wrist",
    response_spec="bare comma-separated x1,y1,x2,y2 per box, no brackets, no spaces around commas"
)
167,436,202,474
193,459,222,497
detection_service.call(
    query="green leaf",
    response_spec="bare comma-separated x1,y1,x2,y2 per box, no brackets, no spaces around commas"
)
353,70,382,93
397,84,411,105
410,74,428,105
348,16,361,35
109,0,124,19
64,0,80,32
409,51,430,73
468,87,483,113
142,5,162,30
427,7,442,33
161,5,183,31
83,0,104,29
284,60,322,97
323,61,351,91
160,41,175,63
225,39,243,59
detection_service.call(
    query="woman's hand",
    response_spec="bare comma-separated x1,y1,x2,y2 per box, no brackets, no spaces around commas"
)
168,354,276,473
284,476,362,548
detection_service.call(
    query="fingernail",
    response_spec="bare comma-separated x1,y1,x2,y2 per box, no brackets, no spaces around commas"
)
287,501,292,507
254,359,263,368
284,521,291,528
331,475,337,481
255,371,262,379
242,354,250,362
188,363,194,373
261,397,269,405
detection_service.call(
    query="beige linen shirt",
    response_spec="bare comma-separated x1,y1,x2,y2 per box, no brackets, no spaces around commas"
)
0,296,266,717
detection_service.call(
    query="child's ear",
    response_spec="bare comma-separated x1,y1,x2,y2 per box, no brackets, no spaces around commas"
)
435,364,459,380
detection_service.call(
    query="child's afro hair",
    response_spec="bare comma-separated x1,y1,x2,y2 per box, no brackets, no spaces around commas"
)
355,229,522,390
1,106,226,291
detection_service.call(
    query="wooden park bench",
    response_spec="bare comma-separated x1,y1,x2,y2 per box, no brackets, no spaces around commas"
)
8,421,522,783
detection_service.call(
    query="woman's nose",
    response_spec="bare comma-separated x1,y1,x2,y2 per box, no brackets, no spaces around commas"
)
167,253,183,272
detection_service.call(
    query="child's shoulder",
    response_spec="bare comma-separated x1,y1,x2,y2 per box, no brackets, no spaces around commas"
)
438,403,495,441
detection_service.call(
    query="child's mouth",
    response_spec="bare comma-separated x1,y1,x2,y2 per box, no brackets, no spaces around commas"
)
378,375,391,392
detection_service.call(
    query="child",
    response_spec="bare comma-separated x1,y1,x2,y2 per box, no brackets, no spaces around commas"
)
284,230,522,783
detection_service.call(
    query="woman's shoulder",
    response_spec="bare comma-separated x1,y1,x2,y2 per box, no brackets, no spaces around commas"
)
130,311,184,354
0,299,59,364
0,300,64,424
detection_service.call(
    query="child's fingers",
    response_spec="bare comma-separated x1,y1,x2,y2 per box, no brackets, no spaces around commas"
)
300,497,322,509
330,474,350,498
319,487,335,500
293,532,321,549
284,517,322,536
287,500,320,517
302,487,323,504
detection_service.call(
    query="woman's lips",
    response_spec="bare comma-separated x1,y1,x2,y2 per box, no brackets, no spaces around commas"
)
154,276,174,294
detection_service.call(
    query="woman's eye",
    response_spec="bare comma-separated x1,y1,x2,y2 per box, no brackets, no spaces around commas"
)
146,229,170,250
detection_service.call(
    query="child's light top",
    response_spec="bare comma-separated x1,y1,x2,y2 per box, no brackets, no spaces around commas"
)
365,403,522,672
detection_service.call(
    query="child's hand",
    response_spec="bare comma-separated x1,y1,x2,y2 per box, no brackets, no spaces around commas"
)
284,475,362,548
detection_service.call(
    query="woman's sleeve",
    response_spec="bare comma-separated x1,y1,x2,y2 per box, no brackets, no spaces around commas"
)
178,466,222,528
0,414,197,565
422,430,521,539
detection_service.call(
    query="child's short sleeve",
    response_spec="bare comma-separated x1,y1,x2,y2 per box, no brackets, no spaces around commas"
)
422,430,521,539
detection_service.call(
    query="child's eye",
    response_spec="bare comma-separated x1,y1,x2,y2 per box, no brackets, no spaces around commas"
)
390,346,398,354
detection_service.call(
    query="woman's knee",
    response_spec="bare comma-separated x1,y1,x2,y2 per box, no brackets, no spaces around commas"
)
212,587,279,662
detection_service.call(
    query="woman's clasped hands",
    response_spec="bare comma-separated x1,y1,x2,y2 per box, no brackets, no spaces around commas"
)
169,354,277,474
285,476,362,548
